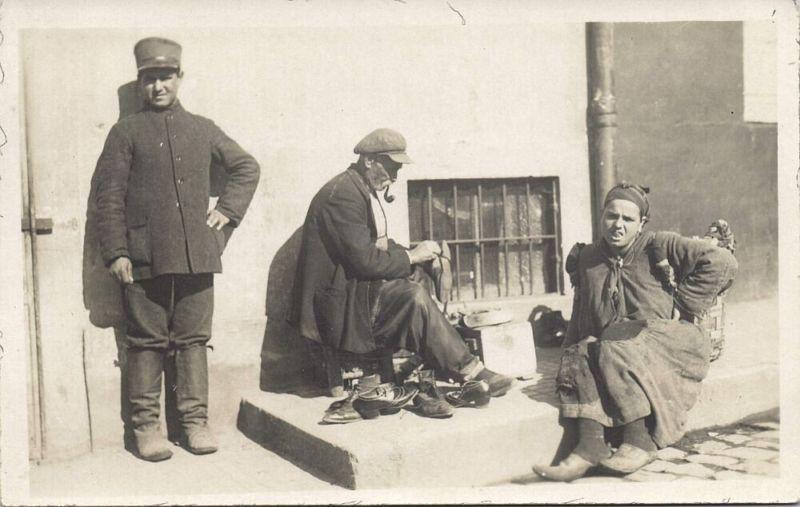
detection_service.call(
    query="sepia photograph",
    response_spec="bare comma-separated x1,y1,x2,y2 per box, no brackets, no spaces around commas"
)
0,0,798,504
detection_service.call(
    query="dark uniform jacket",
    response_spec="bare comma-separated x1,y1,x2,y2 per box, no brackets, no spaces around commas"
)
288,166,412,354
94,102,260,280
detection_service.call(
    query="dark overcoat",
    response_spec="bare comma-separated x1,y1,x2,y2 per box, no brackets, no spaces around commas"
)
288,166,412,354
94,102,260,280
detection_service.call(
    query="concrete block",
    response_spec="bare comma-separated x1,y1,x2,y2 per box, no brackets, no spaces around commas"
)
238,379,563,490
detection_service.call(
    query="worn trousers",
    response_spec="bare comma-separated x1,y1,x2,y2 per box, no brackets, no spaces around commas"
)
372,276,478,379
124,273,214,350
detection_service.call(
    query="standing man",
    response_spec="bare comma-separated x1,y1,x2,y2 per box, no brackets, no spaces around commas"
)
289,128,514,417
95,37,260,461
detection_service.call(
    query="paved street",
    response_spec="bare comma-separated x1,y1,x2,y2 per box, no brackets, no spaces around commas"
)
561,415,780,484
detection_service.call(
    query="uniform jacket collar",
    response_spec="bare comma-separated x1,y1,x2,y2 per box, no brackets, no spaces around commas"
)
143,100,185,114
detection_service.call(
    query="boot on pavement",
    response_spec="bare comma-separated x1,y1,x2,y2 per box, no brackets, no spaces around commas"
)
127,348,172,462
175,345,218,455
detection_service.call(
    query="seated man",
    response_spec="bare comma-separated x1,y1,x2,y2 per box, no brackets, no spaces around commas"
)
288,128,514,418
532,182,738,481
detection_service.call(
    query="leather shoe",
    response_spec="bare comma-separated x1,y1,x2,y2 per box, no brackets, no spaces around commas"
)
532,453,594,482
411,370,453,418
473,367,516,397
446,380,491,408
422,241,452,306
134,427,173,462
353,383,418,419
322,390,362,424
599,443,657,475
184,426,218,455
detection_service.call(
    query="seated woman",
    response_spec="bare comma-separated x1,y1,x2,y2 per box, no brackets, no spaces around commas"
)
533,182,737,481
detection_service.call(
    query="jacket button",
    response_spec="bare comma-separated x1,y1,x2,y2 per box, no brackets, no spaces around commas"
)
159,142,164,147
176,156,182,161
177,178,184,184
176,202,180,208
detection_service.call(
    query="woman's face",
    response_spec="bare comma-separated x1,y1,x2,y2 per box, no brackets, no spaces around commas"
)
602,199,644,253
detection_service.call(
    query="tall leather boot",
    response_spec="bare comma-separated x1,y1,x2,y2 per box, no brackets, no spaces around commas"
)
175,345,218,454
127,348,172,462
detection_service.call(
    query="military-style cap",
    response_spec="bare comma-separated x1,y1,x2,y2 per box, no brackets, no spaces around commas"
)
354,128,413,164
134,37,182,72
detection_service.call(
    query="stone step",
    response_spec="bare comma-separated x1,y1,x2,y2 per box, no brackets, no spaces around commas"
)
237,345,778,490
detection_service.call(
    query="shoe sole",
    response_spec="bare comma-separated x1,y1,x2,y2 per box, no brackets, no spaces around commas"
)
185,446,218,455
137,450,173,462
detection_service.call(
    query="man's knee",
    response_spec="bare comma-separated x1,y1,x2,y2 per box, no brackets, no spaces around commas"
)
404,281,433,308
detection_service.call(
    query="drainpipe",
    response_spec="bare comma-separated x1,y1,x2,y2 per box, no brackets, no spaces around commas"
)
586,22,617,240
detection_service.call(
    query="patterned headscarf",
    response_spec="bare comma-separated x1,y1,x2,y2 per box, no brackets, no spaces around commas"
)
603,181,651,218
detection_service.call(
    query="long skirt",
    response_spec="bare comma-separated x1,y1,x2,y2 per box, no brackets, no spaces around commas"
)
557,319,711,448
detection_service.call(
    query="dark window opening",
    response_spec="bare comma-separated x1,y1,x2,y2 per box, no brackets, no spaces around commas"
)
408,177,563,302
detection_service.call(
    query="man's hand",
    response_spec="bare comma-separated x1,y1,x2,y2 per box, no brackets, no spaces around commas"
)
206,209,230,230
408,240,442,265
109,256,134,285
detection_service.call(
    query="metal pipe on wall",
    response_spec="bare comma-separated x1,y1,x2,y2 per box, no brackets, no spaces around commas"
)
586,22,618,240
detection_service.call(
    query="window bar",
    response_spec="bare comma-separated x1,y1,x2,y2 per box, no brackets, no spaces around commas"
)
453,183,461,301
526,180,534,296
551,177,564,294
426,184,433,241
477,183,485,298
501,182,509,297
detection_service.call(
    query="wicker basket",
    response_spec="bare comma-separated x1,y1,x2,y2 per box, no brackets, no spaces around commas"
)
698,296,726,362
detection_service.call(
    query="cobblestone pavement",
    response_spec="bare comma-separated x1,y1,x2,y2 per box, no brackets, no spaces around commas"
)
570,417,780,484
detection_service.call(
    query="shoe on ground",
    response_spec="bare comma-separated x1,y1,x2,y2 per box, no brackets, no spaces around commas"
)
134,427,173,462
446,380,491,408
322,390,362,424
532,453,594,482
412,380,454,419
599,443,657,475
183,426,218,455
353,383,418,419
473,367,516,397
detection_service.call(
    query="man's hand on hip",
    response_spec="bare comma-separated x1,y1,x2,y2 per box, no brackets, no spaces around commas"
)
109,256,134,285
206,209,230,230
408,240,441,265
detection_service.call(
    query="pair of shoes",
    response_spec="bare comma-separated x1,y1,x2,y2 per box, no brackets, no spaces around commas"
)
473,367,516,397
183,426,218,455
353,383,418,419
411,370,454,418
446,380,491,408
133,427,173,462
322,390,362,424
599,443,657,475
532,453,595,482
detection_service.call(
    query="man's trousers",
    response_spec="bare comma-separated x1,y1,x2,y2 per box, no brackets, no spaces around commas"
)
372,275,479,380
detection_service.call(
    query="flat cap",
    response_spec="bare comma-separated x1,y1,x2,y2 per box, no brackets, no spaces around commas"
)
354,128,413,164
134,37,182,72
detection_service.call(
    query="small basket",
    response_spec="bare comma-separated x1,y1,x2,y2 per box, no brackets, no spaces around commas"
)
698,296,726,362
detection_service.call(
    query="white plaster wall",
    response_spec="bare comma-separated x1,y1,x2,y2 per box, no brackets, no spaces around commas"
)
21,23,589,458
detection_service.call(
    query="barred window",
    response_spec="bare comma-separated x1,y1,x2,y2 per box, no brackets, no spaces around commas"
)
408,178,563,302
